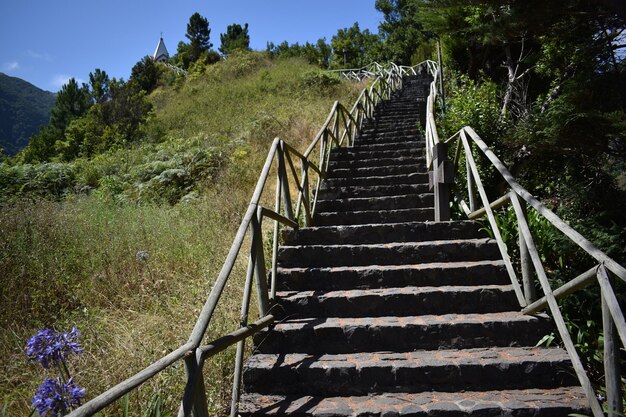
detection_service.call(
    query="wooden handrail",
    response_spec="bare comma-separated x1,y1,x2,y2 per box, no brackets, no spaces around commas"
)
423,59,626,417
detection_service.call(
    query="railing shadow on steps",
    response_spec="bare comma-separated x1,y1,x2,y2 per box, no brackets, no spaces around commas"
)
65,61,431,417
423,62,626,417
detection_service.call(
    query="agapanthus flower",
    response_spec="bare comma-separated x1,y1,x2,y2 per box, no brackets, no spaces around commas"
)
26,328,83,369
32,377,85,417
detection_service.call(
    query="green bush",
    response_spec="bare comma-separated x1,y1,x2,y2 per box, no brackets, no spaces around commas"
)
0,163,76,203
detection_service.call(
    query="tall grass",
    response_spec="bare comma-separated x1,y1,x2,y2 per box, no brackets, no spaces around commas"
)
0,53,362,415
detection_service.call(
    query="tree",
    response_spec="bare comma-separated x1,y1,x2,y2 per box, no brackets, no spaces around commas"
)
376,0,430,65
89,69,110,104
219,23,251,55
185,12,212,62
130,56,159,93
50,78,92,133
330,23,382,68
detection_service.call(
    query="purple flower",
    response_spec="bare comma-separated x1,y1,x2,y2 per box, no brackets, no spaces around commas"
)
26,328,83,369
32,377,85,417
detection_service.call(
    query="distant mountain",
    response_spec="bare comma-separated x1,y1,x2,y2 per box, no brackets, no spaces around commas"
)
0,72,56,156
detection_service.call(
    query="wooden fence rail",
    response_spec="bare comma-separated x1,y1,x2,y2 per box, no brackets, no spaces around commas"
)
423,61,625,417
66,61,431,417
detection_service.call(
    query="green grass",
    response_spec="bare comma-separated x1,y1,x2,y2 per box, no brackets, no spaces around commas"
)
0,52,363,415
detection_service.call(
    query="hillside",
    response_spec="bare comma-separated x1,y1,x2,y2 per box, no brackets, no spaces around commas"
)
0,72,55,155
0,53,363,415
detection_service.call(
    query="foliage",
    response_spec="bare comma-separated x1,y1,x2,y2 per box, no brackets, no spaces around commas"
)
185,12,212,64
131,57,159,94
300,70,341,91
330,22,383,69
50,79,92,133
375,0,432,64
267,39,332,68
89,69,110,104
0,162,76,202
219,23,250,55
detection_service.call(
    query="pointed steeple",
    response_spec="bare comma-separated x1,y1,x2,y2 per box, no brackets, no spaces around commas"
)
153,35,169,63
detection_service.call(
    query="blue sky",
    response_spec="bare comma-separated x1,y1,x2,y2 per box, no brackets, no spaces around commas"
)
0,1,382,92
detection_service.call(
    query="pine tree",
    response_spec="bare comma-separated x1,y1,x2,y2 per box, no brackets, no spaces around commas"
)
219,23,250,55
185,12,212,62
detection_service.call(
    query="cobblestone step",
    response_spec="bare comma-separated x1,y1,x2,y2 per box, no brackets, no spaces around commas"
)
254,312,553,354
278,285,518,317
244,347,577,396
284,221,484,245
314,207,434,225
315,193,433,212
277,238,501,268
240,387,589,417
276,260,509,292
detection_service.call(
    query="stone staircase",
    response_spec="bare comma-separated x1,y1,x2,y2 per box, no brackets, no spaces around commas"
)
239,76,589,416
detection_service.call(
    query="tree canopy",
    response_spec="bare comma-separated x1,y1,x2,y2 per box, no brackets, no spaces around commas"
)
219,23,250,55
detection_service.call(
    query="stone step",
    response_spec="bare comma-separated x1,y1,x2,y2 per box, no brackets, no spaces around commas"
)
322,172,429,187
315,193,434,212
328,164,423,179
318,183,431,199
328,148,422,161
349,141,422,152
254,312,553,354
277,284,518,317
284,221,484,245
327,156,424,169
277,238,501,268
243,347,577,396
358,131,422,141
276,260,510,292
313,207,433,226
239,387,589,417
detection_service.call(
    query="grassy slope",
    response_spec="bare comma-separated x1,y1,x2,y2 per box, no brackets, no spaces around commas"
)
0,53,362,415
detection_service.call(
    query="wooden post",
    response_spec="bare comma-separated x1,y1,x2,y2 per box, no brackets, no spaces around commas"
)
230,241,256,417
278,143,294,222
252,208,270,316
512,192,537,304
432,142,452,222
600,267,623,417
180,356,209,417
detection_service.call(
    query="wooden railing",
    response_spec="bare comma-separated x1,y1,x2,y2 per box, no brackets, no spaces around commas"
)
423,62,625,417
66,61,428,417
329,61,423,81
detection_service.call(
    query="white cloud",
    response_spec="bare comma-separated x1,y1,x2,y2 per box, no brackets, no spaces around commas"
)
26,50,53,62
2,61,20,72
51,74,86,90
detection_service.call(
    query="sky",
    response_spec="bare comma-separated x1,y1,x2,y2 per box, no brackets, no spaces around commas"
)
0,1,383,92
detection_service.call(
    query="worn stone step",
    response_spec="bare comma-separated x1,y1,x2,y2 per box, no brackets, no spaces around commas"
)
276,260,509,292
315,193,433,212
278,238,500,268
284,221,484,245
244,347,577,396
322,172,429,187
328,164,422,179
349,141,422,152
314,207,433,225
254,312,553,354
328,148,422,161
361,123,419,132
327,156,424,169
318,183,430,199
239,387,589,417
358,131,421,141
278,285,518,317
